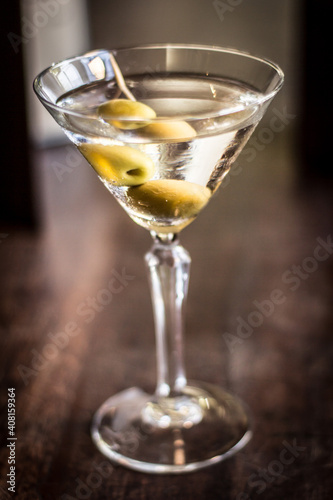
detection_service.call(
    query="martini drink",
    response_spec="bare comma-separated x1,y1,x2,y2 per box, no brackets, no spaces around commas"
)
34,45,283,473
57,75,258,234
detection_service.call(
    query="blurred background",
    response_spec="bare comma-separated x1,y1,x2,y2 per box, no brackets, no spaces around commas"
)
1,2,333,498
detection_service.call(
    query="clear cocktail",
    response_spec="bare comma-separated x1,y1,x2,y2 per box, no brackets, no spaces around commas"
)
34,45,284,473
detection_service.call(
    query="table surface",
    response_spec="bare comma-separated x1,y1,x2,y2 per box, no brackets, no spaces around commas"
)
0,133,332,499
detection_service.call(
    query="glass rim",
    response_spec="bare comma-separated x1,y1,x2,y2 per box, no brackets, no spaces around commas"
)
33,43,284,122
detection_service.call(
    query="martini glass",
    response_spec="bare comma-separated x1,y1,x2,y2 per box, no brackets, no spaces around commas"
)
34,44,283,474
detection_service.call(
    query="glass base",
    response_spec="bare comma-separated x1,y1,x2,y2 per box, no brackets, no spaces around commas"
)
91,382,252,474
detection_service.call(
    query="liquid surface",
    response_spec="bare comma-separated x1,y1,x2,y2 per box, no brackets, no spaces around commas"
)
57,74,263,233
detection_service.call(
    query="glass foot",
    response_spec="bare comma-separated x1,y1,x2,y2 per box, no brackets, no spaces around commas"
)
91,382,252,474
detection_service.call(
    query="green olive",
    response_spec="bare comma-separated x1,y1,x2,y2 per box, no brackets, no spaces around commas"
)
127,179,211,219
98,99,156,129
140,120,197,140
78,143,155,186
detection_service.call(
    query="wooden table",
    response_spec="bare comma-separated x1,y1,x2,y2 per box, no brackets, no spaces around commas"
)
1,132,332,499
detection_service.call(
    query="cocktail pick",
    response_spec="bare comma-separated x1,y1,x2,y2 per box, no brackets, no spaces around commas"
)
109,52,136,101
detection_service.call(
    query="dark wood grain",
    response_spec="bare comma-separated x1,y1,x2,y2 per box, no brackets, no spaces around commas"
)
1,132,333,499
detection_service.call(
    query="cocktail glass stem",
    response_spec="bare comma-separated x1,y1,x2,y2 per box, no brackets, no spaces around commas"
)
145,233,191,399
